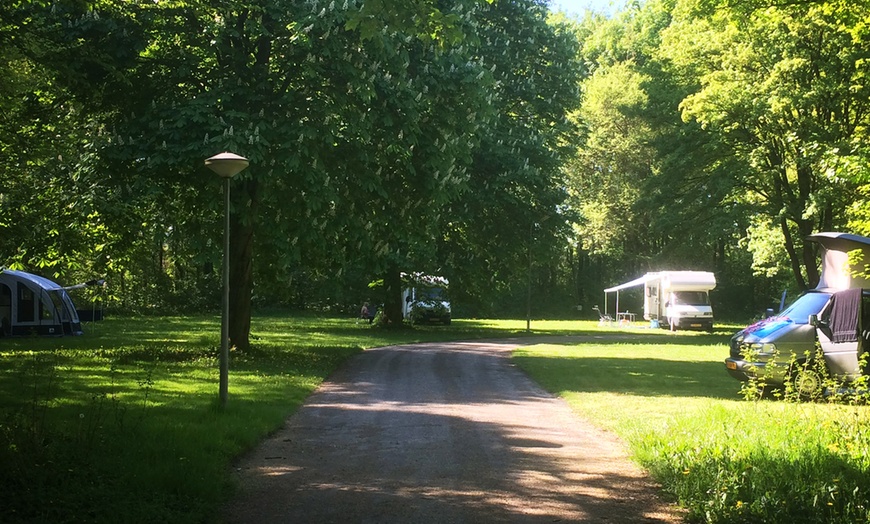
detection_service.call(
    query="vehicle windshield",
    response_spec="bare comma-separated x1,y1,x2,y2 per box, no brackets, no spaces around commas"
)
419,286,446,301
777,292,831,324
672,291,709,306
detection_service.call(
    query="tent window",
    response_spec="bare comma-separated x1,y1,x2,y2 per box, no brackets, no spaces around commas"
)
42,296,55,320
47,291,68,321
17,283,35,322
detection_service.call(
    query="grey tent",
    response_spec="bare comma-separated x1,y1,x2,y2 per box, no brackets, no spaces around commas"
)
0,269,83,336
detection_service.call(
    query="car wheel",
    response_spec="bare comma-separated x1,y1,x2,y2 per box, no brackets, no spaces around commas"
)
792,362,823,400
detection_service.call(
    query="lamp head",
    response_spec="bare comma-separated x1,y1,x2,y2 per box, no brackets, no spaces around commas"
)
205,152,249,178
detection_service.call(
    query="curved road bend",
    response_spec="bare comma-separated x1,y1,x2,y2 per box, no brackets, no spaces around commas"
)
223,339,683,523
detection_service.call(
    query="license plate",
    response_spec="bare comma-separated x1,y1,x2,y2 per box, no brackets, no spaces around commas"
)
691,323,702,328
726,361,737,370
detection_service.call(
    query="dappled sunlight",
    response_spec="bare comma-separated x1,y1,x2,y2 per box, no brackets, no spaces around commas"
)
226,340,684,524
236,404,677,524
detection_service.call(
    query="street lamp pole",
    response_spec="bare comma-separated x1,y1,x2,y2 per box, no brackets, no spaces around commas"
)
527,221,533,333
205,152,249,408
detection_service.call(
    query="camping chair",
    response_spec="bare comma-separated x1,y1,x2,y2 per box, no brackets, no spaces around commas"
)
592,305,612,326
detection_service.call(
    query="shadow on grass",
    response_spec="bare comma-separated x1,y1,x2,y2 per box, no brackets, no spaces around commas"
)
514,355,737,400
524,330,734,347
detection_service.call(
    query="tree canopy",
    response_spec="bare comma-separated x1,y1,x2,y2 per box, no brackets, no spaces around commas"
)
2,0,868,325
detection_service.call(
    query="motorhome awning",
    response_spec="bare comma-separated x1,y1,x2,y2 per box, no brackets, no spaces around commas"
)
604,275,653,293
603,274,654,317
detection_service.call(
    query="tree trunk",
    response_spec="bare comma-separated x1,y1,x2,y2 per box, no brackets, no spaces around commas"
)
780,217,808,291
801,227,820,289
383,264,404,327
228,178,259,352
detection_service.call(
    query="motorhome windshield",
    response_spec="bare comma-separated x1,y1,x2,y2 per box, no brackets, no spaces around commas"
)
777,291,832,324
419,287,446,301
673,291,709,306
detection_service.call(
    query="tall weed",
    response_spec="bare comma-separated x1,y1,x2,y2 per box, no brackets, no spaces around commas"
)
633,401,870,523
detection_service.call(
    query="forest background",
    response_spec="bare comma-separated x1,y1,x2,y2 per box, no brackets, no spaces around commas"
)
2,0,869,350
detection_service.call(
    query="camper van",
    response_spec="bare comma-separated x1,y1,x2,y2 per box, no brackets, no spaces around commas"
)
402,274,451,325
725,232,870,394
604,271,716,331
0,269,83,336
645,271,716,331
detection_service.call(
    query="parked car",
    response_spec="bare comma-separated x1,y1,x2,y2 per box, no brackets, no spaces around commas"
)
725,233,870,396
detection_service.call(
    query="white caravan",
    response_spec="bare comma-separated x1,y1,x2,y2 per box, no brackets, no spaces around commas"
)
604,271,717,331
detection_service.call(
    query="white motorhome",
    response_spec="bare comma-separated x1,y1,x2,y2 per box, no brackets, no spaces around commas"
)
401,274,451,325
645,271,717,331
604,271,717,331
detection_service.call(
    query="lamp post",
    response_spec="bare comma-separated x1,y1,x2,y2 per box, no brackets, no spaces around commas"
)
205,152,249,408
527,221,533,332
526,215,550,333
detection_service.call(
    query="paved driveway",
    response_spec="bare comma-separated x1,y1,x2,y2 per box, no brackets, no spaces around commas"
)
223,339,683,523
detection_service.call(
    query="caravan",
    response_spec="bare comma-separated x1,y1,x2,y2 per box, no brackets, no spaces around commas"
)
0,269,83,336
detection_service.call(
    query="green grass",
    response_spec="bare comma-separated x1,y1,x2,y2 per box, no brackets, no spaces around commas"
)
0,313,579,524
513,329,870,524
12,315,862,524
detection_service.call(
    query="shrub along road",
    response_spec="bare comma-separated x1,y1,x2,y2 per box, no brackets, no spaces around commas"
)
223,338,683,523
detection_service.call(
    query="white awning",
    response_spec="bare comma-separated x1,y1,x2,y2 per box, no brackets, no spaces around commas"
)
604,274,653,293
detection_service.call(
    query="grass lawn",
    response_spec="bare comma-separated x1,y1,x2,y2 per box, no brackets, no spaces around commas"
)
8,314,868,524
0,313,583,524
514,325,870,524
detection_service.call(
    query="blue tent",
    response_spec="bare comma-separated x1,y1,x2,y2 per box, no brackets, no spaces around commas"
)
0,269,83,336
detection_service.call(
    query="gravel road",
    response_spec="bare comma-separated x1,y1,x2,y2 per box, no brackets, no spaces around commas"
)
222,339,684,523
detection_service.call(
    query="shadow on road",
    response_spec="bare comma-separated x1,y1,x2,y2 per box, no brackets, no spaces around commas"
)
224,342,683,523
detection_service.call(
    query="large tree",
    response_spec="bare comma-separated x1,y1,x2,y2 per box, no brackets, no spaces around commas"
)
661,0,870,289
566,0,735,284
439,1,583,315
5,0,510,340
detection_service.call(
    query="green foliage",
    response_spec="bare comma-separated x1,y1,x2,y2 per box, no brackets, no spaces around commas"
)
640,406,870,524
564,0,755,318
442,1,584,316
565,0,869,319
663,0,868,287
516,331,870,524
2,0,583,326
4,0,869,323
